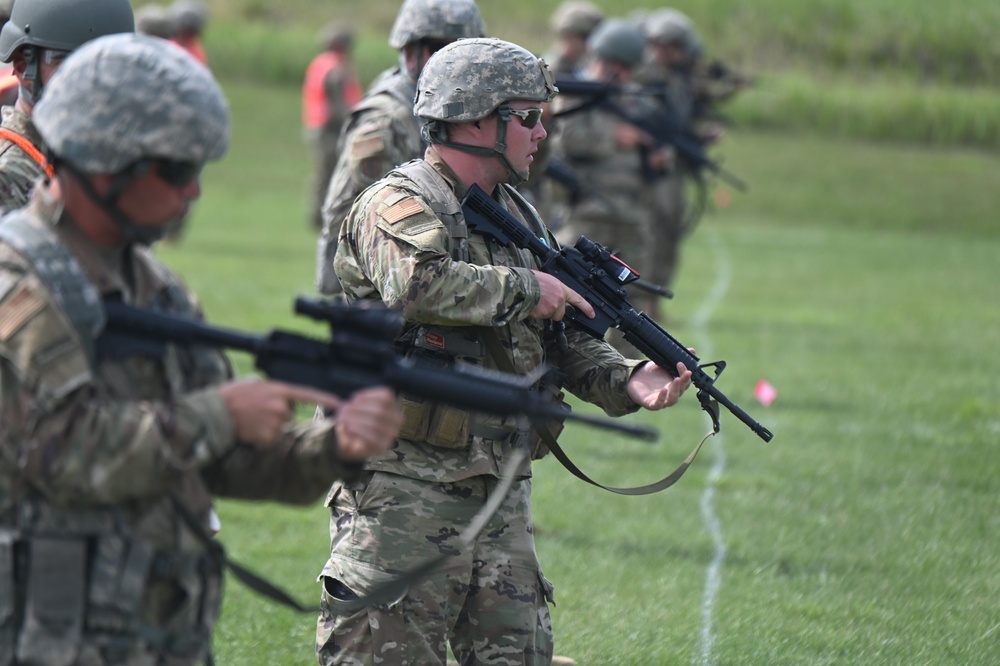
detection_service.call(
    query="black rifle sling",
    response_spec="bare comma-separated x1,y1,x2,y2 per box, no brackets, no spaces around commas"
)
480,329,714,496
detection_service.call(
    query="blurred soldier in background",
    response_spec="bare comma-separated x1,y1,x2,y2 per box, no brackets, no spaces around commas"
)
542,0,604,76
134,3,179,41
634,8,752,298
0,33,401,665
0,0,135,216
303,22,363,230
0,0,17,106
315,0,486,296
318,36,692,666
550,18,668,352
170,0,209,66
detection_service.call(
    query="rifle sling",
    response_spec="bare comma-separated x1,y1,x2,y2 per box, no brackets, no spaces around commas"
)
169,448,527,614
481,328,714,495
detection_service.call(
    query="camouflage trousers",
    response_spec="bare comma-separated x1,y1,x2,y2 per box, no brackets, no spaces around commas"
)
315,472,555,665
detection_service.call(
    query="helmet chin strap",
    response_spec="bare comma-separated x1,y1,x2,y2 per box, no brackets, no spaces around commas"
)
62,162,171,246
19,46,42,106
423,106,528,184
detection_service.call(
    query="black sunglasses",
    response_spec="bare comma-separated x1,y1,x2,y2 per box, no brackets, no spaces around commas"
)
154,159,203,188
506,107,544,129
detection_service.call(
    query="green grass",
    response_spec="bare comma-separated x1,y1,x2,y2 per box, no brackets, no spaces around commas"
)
155,79,1000,664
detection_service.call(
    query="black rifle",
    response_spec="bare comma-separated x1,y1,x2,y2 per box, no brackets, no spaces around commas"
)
96,297,657,440
462,184,773,443
553,76,747,192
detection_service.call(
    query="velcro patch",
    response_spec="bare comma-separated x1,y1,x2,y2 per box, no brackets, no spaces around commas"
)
353,135,385,159
381,198,425,225
0,284,45,341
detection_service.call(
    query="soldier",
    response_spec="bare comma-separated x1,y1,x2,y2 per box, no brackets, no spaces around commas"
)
315,0,485,296
302,22,363,230
0,33,401,665
318,37,693,666
0,0,134,216
542,0,604,76
550,18,669,350
169,0,209,66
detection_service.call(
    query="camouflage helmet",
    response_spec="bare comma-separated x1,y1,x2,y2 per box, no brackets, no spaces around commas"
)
550,1,604,38
388,0,486,50
645,8,701,56
135,5,178,40
0,0,135,62
588,18,646,69
171,0,208,34
34,33,229,174
415,37,556,123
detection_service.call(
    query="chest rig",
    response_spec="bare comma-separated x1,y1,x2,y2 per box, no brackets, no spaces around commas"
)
0,214,220,665
385,163,561,454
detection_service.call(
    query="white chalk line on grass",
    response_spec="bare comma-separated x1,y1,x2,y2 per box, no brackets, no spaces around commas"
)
691,229,731,666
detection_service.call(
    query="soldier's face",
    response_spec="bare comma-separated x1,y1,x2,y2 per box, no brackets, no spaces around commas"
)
115,161,201,230
503,100,548,177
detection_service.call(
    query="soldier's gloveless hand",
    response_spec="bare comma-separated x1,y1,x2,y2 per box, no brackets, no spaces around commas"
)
219,378,343,446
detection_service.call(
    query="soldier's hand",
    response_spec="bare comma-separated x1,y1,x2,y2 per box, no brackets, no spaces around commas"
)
627,360,693,410
219,378,343,447
531,270,595,321
333,387,402,462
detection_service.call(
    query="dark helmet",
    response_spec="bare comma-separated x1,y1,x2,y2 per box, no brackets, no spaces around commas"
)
588,18,646,69
0,0,135,62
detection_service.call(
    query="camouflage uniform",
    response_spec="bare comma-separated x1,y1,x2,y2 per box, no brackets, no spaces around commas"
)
319,147,643,666
0,106,44,215
315,0,486,296
317,38,644,665
551,20,659,345
0,34,364,665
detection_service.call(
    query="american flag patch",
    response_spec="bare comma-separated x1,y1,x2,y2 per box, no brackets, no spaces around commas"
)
381,199,424,224
0,284,45,341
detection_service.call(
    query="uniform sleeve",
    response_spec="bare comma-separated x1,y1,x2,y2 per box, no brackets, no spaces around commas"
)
335,185,541,327
0,272,238,505
555,325,644,417
201,416,362,505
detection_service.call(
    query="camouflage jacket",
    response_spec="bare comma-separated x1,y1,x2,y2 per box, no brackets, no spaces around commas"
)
334,148,642,483
316,69,425,294
552,81,659,223
0,105,46,216
0,187,356,664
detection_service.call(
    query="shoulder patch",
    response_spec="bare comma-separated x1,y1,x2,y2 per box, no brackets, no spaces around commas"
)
381,198,425,225
353,135,386,159
0,283,45,341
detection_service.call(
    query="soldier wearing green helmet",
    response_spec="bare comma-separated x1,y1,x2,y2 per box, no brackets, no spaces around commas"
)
0,33,401,665
0,0,135,216
320,36,693,666
315,0,486,296
543,1,605,76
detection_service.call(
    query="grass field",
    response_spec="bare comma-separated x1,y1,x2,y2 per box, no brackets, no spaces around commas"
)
153,79,1000,665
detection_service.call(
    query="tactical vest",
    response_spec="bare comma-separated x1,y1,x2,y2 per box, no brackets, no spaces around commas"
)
381,162,556,452
0,213,220,665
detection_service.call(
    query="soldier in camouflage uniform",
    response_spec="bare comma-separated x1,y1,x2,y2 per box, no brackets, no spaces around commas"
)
0,0,135,217
315,0,486,296
542,1,604,76
0,34,402,665
318,38,693,666
550,19,669,350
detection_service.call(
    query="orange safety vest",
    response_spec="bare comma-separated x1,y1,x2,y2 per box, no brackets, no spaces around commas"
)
0,128,54,178
302,51,362,129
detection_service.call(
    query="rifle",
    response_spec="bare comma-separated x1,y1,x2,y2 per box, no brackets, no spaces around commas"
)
462,184,773,443
96,296,657,441
553,76,747,192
